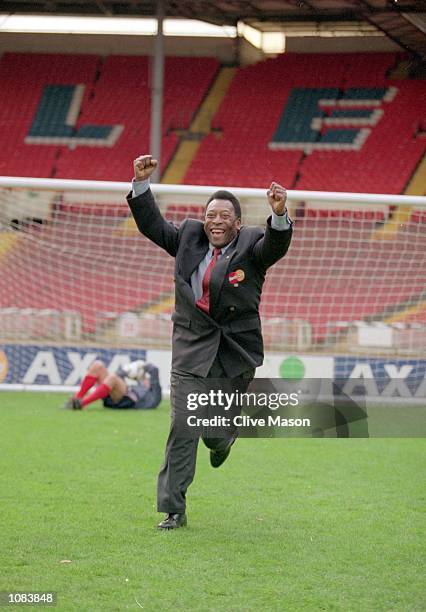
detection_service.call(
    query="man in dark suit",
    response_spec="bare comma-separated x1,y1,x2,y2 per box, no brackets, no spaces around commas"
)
127,154,293,529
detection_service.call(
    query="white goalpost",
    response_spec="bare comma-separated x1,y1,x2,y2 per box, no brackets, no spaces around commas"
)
0,176,425,401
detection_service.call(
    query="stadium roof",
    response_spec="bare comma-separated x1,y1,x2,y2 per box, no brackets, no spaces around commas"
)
0,1,422,21
2,1,426,58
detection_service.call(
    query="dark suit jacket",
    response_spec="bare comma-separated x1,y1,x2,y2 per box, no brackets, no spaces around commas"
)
127,188,292,377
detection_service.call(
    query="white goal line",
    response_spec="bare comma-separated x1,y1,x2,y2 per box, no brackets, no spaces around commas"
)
1,176,425,207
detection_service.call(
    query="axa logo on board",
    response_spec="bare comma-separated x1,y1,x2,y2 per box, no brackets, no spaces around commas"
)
0,347,425,399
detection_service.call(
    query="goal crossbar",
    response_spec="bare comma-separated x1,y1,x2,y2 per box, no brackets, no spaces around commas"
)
1,176,425,207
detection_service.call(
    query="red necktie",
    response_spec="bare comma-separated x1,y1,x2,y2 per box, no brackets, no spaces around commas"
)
196,247,221,314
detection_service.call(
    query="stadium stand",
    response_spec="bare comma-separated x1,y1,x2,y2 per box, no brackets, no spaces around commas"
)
0,53,219,180
0,51,424,344
0,52,423,191
184,53,426,194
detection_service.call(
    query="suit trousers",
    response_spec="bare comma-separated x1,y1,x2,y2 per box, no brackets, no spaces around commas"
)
157,356,255,514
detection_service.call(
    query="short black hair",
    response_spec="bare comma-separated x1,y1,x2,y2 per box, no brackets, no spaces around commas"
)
206,190,242,220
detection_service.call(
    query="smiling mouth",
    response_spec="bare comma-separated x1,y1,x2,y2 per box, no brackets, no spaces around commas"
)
211,229,225,235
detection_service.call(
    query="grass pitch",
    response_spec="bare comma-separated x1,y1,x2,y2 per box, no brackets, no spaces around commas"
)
1,392,425,611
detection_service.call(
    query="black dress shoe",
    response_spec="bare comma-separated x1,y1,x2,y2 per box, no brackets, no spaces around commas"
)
210,438,235,468
157,513,187,530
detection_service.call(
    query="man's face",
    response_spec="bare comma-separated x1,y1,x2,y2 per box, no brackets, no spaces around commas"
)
204,199,241,248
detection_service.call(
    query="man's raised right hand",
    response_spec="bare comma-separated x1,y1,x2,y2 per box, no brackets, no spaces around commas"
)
134,155,158,181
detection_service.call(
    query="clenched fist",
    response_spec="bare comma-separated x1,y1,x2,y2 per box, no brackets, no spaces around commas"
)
267,182,287,215
134,155,158,181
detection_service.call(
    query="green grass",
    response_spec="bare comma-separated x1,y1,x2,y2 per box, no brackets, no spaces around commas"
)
1,392,425,611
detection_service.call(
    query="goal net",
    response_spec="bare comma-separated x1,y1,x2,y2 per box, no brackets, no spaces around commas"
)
0,177,425,401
